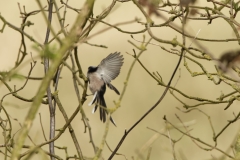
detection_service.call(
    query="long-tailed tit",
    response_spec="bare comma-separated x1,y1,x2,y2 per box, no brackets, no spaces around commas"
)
87,52,124,126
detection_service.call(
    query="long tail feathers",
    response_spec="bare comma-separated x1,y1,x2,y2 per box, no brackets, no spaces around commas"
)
91,94,116,126
88,91,98,106
98,94,107,123
110,116,117,126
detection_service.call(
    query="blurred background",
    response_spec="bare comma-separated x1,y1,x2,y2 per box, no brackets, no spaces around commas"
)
0,0,240,159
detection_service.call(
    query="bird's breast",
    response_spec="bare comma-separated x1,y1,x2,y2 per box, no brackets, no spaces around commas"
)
88,72,105,93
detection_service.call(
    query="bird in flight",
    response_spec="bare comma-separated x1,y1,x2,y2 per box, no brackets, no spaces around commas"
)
87,52,124,126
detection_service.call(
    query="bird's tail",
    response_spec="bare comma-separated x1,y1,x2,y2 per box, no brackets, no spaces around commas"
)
94,94,116,126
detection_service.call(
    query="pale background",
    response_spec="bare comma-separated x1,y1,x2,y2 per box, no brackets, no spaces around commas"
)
0,0,240,159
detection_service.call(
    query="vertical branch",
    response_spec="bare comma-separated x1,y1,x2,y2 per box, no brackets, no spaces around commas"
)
93,115,110,160
39,0,56,159
235,131,240,159
72,48,96,153
10,1,95,159
53,93,84,160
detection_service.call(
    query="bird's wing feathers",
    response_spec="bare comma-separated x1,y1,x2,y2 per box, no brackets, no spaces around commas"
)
107,83,120,95
97,52,124,84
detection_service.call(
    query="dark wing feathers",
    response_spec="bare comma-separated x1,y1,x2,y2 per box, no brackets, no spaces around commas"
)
97,52,124,84
107,83,120,95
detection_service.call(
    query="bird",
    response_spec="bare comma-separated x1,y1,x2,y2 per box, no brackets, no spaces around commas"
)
218,50,240,73
87,52,124,126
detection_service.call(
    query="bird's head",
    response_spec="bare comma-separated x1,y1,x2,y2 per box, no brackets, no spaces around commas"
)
88,66,98,73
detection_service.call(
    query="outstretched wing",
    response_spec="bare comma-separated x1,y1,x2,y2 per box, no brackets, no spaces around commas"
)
97,52,124,84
